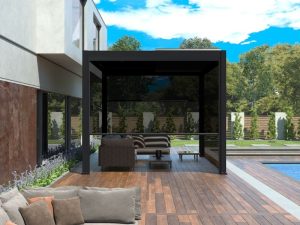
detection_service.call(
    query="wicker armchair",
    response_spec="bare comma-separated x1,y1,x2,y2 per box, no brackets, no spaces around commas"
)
99,138,135,170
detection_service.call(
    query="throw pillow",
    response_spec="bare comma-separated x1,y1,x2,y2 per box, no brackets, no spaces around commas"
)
19,201,55,225
133,135,145,148
52,197,84,225
2,194,28,225
5,221,16,225
84,186,141,220
22,188,78,200
0,207,10,225
28,196,54,215
0,188,22,203
79,189,135,223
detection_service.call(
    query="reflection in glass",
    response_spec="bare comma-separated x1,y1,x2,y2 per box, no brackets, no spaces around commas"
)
47,93,65,157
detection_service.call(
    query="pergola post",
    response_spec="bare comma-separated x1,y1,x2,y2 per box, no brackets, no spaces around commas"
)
199,75,205,157
82,52,90,174
219,51,227,174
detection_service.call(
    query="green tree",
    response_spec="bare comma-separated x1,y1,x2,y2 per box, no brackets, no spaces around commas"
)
135,113,144,133
233,113,243,140
180,37,217,49
109,36,141,51
48,110,52,138
117,105,127,133
163,113,176,133
249,108,259,139
151,115,161,133
185,112,195,139
51,120,60,139
267,113,276,140
297,119,300,139
60,112,65,137
285,108,295,140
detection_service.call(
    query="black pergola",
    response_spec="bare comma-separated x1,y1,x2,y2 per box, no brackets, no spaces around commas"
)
82,50,226,174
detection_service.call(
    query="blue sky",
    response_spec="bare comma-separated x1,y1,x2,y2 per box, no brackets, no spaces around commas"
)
94,0,300,62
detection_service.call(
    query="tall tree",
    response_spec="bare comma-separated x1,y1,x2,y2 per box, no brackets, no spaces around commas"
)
249,108,259,139
109,36,141,51
267,113,276,140
180,37,217,49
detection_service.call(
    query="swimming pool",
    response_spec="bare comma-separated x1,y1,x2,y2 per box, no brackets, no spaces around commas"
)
265,163,300,182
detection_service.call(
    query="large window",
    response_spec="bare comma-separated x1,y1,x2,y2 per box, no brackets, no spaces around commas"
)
72,0,81,48
70,98,82,149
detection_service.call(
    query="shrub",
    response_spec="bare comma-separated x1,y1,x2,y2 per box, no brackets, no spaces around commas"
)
249,108,259,139
135,113,144,133
151,115,160,133
117,105,127,133
285,109,295,140
233,113,243,140
185,112,195,140
164,113,176,133
267,112,276,140
298,119,300,139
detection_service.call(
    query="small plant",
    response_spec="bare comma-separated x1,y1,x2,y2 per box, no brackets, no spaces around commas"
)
185,112,195,139
151,115,161,133
50,120,60,139
233,113,243,140
285,109,295,140
249,108,259,140
117,105,127,133
267,112,276,140
0,154,76,193
135,113,144,133
164,113,176,133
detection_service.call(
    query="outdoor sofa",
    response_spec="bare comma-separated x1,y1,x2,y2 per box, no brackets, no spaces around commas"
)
132,135,171,155
0,186,141,225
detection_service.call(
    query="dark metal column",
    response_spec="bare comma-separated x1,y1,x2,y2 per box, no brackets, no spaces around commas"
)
82,53,90,174
219,51,227,174
36,91,47,165
65,96,71,154
199,75,205,157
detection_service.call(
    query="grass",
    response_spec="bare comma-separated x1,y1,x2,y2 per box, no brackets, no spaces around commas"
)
227,140,300,147
171,139,300,147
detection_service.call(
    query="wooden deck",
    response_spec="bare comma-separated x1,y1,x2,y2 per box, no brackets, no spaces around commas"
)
53,150,300,225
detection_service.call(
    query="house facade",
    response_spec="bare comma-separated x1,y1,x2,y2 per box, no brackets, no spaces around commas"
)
0,0,107,184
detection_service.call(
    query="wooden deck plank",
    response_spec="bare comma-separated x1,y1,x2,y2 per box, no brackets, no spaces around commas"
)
52,152,300,225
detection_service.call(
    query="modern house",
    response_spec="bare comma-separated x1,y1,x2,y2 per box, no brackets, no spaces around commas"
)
0,0,107,184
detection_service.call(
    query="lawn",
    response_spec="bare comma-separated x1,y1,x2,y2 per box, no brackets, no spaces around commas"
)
171,139,300,147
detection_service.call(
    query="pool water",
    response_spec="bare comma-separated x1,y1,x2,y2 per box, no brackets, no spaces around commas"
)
265,163,300,182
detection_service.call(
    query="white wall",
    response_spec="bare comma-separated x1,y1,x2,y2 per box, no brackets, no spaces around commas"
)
84,0,108,51
0,0,37,51
0,0,107,98
0,39,82,98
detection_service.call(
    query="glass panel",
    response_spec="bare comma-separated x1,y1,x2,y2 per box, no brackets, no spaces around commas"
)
203,66,220,166
70,97,82,149
47,93,65,157
72,0,81,48
107,75,199,134
90,74,102,134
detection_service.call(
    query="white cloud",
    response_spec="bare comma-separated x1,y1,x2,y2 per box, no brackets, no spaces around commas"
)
99,0,300,44
109,0,117,2
94,0,100,4
240,40,257,45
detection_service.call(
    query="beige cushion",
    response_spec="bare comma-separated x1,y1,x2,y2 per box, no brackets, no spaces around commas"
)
22,188,78,200
52,197,84,225
0,207,10,225
79,189,135,224
84,187,141,220
2,194,28,225
0,188,21,203
19,201,55,225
